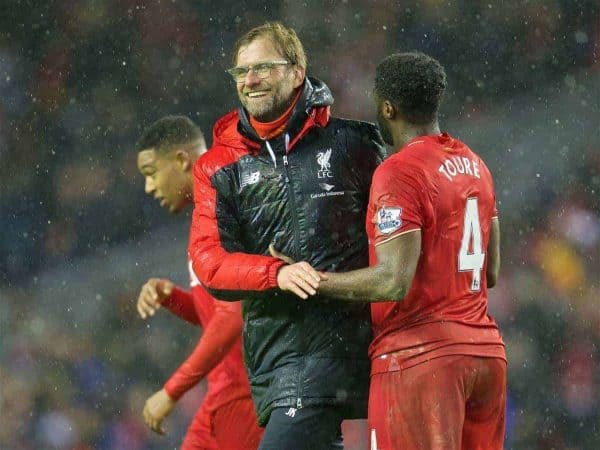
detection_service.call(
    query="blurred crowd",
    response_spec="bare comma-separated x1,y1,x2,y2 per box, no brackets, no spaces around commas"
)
1,0,599,448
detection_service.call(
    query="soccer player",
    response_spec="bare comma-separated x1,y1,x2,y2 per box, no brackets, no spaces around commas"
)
274,52,506,449
188,22,384,450
135,115,263,450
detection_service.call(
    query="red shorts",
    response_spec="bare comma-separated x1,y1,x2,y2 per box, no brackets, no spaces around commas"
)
368,355,506,450
181,397,263,450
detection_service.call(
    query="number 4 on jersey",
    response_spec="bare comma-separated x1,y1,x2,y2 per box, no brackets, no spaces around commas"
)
370,429,380,450
458,197,485,291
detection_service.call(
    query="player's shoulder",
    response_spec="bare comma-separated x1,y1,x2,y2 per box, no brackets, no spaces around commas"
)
377,141,425,170
373,150,425,186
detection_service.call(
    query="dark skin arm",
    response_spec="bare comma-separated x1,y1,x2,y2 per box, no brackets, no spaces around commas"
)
486,218,500,288
318,219,499,298
271,230,421,302
319,230,421,301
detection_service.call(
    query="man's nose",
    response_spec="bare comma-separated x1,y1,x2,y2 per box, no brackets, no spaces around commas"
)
243,69,262,86
145,177,155,194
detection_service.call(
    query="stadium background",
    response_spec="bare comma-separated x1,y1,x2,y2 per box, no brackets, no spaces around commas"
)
1,0,598,448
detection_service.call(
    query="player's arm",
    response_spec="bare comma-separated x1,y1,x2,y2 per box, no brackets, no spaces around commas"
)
137,278,200,325
189,159,319,300
486,218,500,288
317,230,421,302
163,299,243,397
272,157,425,302
143,299,243,434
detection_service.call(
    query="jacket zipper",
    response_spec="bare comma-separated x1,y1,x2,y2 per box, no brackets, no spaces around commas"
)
283,151,304,409
282,154,301,258
296,354,304,410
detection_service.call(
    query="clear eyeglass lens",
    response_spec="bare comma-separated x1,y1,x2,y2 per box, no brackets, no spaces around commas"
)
228,61,289,82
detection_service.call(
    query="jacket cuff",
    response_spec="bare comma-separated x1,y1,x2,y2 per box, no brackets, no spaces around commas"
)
267,260,287,288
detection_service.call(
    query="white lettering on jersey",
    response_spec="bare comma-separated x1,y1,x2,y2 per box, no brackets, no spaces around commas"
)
371,429,380,450
438,157,480,181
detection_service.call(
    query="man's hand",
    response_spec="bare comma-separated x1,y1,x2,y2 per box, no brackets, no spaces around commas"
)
269,244,327,299
143,388,176,435
136,278,174,319
276,263,323,299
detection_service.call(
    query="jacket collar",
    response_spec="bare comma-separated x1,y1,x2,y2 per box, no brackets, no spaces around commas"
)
234,76,333,152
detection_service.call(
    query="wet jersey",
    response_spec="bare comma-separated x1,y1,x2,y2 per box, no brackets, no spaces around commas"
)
366,133,505,374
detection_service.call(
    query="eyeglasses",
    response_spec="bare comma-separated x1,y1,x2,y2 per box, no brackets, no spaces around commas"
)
226,60,291,83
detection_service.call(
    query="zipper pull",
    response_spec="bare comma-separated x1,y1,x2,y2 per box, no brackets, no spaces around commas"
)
282,155,290,183
296,397,303,409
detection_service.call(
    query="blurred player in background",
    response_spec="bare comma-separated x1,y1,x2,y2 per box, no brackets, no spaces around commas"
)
273,52,506,450
135,115,262,449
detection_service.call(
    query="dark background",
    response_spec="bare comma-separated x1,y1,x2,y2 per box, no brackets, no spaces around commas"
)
1,1,598,448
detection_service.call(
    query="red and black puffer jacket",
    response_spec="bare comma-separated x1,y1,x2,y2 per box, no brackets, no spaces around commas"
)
189,77,385,425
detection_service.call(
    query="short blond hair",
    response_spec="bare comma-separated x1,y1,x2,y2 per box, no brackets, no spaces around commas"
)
233,22,307,70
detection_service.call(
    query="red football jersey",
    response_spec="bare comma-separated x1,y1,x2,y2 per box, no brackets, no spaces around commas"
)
367,133,505,374
162,261,253,412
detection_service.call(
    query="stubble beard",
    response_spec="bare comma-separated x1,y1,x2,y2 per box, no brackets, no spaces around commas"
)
240,81,296,122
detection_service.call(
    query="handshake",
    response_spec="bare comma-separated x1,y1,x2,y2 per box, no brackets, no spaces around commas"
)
269,244,328,300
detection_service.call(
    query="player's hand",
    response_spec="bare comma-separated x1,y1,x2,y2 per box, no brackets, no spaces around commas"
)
276,262,323,300
136,278,174,319
142,388,176,435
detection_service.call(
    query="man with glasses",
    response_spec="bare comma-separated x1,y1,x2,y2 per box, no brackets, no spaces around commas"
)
188,22,384,449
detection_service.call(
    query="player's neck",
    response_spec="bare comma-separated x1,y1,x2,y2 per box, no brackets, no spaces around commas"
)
392,121,440,152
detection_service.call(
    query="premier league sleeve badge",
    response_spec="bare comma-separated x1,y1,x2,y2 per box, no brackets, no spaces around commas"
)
376,207,403,234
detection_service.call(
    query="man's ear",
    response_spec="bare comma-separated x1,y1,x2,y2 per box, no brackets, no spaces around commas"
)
175,150,192,171
292,65,306,89
382,100,396,120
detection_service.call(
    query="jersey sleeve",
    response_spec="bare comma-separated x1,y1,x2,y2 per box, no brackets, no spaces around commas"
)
370,159,426,246
163,299,243,400
161,286,200,325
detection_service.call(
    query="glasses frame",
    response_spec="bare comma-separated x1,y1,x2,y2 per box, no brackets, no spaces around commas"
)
226,60,291,83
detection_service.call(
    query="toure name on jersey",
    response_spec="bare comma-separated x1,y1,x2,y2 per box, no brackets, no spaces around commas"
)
438,156,481,182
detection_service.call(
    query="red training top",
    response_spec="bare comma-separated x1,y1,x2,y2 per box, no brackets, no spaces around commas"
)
367,133,506,375
161,261,253,412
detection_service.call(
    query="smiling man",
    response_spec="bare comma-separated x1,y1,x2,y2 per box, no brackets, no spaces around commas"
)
135,115,263,450
188,22,385,450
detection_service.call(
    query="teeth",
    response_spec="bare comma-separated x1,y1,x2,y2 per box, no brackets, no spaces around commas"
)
248,91,268,97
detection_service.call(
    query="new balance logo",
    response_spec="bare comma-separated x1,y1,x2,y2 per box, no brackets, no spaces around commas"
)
285,407,297,418
240,171,261,188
